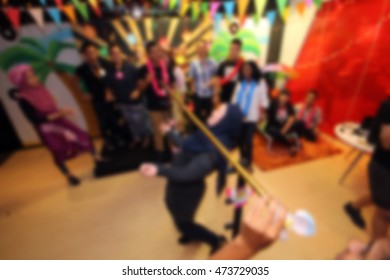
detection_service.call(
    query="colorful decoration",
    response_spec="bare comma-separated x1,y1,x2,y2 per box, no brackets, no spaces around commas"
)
223,2,236,22
266,10,277,26
285,210,316,237
169,0,178,10
305,0,313,5
71,0,90,21
28,8,45,29
180,0,189,16
276,0,289,17
297,2,306,16
39,0,47,5
254,0,267,23
3,7,21,30
54,0,63,8
314,0,323,8
210,2,221,19
191,1,200,21
88,0,102,17
200,2,209,15
237,0,250,25
61,5,77,24
282,6,290,22
47,7,62,26
225,186,253,208
103,0,114,10
213,12,223,34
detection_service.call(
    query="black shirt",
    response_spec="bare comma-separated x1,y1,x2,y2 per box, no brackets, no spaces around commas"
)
216,60,242,102
138,63,175,111
105,61,139,105
75,58,110,106
372,98,390,169
267,99,295,128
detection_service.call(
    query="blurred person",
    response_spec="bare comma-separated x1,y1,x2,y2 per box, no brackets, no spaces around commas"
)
294,90,322,142
105,43,151,148
75,42,116,150
138,41,175,162
188,41,217,122
232,61,269,166
8,64,100,186
266,89,299,156
345,97,390,240
139,88,243,254
336,238,390,260
216,39,245,103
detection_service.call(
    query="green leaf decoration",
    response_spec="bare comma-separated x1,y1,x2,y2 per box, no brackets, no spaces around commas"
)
0,46,46,70
19,37,47,54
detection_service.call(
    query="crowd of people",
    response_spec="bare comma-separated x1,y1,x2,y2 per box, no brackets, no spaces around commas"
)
6,37,390,260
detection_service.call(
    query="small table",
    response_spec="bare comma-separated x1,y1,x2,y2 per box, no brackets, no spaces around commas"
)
334,122,374,185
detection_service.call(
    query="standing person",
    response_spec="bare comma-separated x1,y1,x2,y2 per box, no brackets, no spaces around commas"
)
105,44,151,148
294,90,322,142
138,41,175,161
232,61,269,166
75,42,114,150
345,97,390,239
139,89,243,254
216,39,245,103
188,41,217,122
266,89,299,156
8,64,99,186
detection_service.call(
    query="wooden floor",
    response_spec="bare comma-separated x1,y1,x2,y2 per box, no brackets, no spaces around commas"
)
0,138,374,260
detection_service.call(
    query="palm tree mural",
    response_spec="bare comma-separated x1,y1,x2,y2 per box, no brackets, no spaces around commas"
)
0,37,99,136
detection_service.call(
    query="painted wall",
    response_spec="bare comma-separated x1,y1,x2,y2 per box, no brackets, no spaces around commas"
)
289,0,390,133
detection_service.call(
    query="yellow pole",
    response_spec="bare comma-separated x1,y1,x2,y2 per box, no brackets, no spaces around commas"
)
169,91,268,197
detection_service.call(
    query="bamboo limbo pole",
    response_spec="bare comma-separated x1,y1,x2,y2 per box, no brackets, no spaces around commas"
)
169,91,268,197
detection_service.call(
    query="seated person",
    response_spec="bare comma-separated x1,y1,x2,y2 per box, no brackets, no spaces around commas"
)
139,89,243,254
294,90,322,142
265,89,299,156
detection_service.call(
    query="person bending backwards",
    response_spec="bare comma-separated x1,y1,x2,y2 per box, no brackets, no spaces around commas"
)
139,87,243,254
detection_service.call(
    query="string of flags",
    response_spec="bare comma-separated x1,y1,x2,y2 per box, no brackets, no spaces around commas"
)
0,0,324,31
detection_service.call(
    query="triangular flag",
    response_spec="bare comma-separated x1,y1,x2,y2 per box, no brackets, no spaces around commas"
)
47,7,62,25
180,0,189,16
305,0,313,5
314,0,323,8
71,0,90,21
254,0,266,23
223,2,235,21
282,7,290,22
3,7,20,30
61,5,77,24
191,1,200,21
276,0,288,16
103,0,114,10
214,12,223,34
201,2,209,15
169,0,178,10
266,10,277,26
210,2,220,19
237,0,250,25
39,0,47,5
297,2,306,16
28,8,45,29
54,0,63,8
88,0,102,17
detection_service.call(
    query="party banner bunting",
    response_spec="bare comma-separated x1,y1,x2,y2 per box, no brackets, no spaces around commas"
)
266,10,277,26
223,2,235,21
61,5,77,24
54,0,63,8
254,0,267,23
282,7,290,22
305,0,313,5
201,2,209,15
210,2,221,19
314,0,323,8
47,7,62,26
276,0,288,17
3,7,20,30
180,0,189,16
28,8,45,29
88,0,102,17
39,0,46,5
297,2,306,16
169,0,178,10
104,0,114,10
238,0,250,24
191,1,200,21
